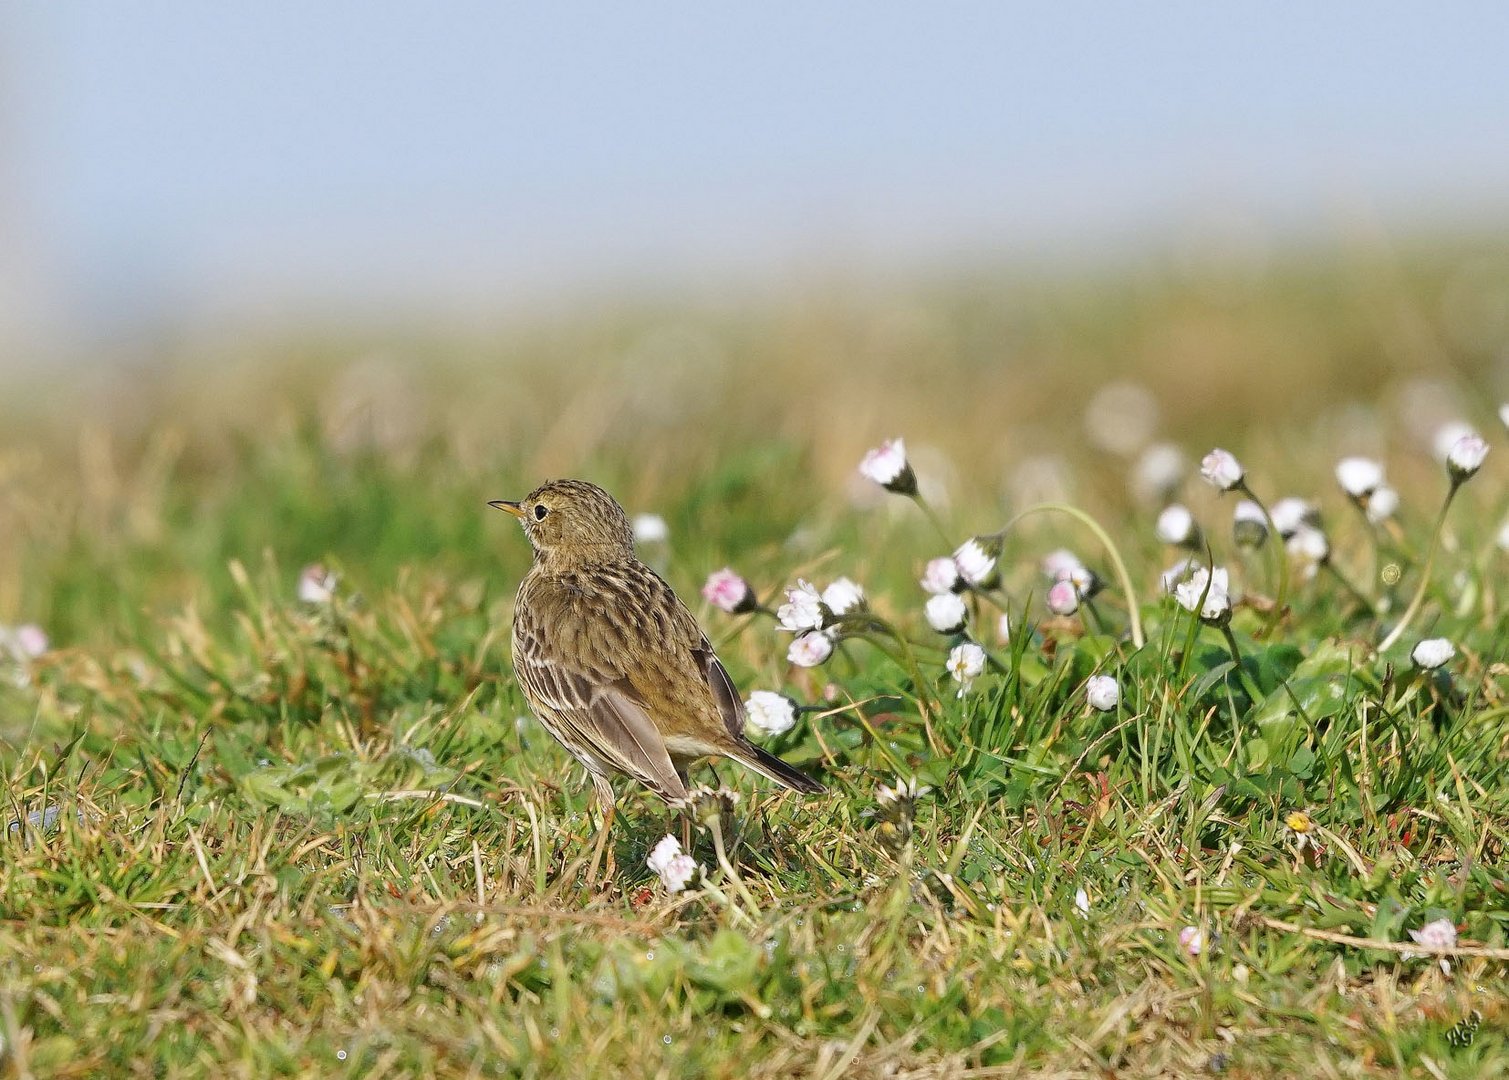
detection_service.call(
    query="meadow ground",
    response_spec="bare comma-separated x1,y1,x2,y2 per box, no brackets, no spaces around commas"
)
2,241,1508,1077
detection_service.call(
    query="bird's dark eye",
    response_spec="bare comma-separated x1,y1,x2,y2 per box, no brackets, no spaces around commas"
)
533,504,548,520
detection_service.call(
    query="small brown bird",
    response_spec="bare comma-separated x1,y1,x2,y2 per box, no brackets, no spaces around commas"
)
492,479,824,830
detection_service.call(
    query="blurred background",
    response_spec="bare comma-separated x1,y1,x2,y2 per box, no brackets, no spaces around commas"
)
4,4,1509,637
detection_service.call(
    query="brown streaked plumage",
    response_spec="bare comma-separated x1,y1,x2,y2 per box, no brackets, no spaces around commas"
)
492,479,824,826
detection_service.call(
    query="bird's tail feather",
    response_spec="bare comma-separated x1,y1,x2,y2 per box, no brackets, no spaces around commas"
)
734,745,826,794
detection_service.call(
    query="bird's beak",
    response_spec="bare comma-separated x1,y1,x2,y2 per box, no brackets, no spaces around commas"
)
489,500,525,519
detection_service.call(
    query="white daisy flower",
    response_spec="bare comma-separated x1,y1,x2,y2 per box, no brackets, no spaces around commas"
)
946,642,986,695
776,580,826,633
1174,566,1231,623
646,835,699,894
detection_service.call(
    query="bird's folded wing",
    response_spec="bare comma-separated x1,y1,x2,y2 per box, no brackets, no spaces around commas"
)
516,647,688,801
694,642,746,743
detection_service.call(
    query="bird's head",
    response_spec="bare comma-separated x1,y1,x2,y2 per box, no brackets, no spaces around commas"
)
490,479,635,561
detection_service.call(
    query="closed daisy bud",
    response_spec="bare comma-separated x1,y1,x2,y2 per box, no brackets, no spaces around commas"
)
1408,917,1458,975
954,536,1001,588
996,612,1012,643
744,690,798,738
787,632,834,668
1232,500,1269,549
12,624,48,659
777,580,826,633
1074,887,1091,916
1335,457,1385,499
920,557,962,595
1365,485,1399,524
298,564,337,604
1199,448,1244,492
1179,926,1205,957
947,642,986,695
1085,674,1119,711
1498,517,1509,552
646,835,700,894
632,513,670,544
702,568,756,614
822,577,866,617
925,593,968,634
1064,564,1102,600
1041,548,1084,581
1174,567,1231,624
1046,578,1080,616
1155,504,1199,547
1501,403,1509,432
1286,526,1330,565
1408,917,1457,950
1269,497,1319,539
859,438,917,495
1132,442,1186,505
1433,420,1477,462
1410,637,1455,670
1446,433,1489,482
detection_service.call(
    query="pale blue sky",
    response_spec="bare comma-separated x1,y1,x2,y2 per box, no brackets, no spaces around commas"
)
5,3,1509,335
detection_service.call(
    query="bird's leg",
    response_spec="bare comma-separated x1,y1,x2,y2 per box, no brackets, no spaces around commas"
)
585,773,617,886
676,767,693,851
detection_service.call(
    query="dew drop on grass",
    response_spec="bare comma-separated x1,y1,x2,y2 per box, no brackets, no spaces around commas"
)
336,1050,347,1061
663,1035,672,1045
645,950,654,960
549,1028,559,1039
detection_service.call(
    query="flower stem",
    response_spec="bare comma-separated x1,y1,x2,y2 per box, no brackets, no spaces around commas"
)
909,493,954,548
1236,481,1288,636
1218,622,1264,704
1002,504,1144,648
1323,560,1374,615
1378,482,1460,653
